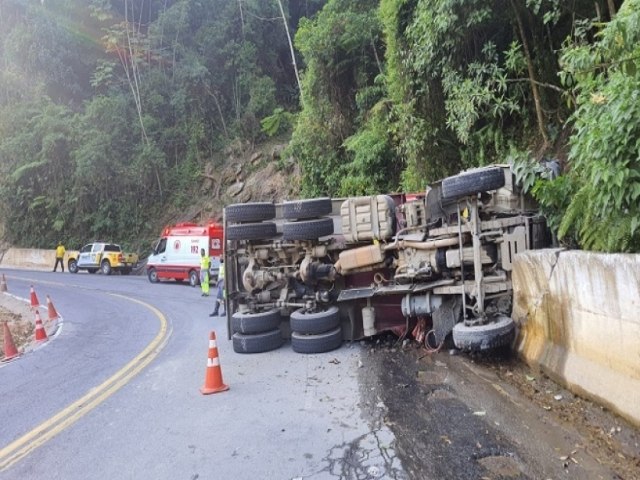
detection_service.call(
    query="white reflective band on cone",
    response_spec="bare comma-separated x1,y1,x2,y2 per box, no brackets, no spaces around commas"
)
207,358,220,367
209,340,217,348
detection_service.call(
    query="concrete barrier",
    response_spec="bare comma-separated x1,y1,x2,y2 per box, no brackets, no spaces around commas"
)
513,249,640,427
0,248,59,271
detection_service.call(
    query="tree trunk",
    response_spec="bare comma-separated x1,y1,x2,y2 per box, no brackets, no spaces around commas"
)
607,0,617,19
510,0,549,148
275,0,304,106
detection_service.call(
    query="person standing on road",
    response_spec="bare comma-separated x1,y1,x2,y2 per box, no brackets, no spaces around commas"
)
209,259,225,317
200,248,210,296
53,241,66,272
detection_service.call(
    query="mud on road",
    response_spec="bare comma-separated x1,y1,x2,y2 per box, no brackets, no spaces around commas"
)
359,336,639,480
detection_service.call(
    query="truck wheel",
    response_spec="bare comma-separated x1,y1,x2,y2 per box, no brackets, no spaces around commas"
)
283,198,332,220
232,329,284,354
226,222,277,241
290,306,340,335
225,202,276,223
452,316,515,352
148,268,159,283
101,261,112,275
291,327,343,354
441,166,506,200
188,270,199,287
68,260,78,274
231,309,282,335
282,218,334,241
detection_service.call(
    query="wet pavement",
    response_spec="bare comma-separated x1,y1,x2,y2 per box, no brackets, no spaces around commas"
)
358,336,639,480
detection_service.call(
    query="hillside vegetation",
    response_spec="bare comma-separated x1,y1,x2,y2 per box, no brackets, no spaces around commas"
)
0,0,638,253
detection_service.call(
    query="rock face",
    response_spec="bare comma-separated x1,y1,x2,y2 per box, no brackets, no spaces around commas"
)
176,141,300,226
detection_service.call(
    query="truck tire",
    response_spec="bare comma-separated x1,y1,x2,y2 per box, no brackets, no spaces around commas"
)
189,269,199,287
291,327,343,354
232,329,284,354
226,222,277,241
290,306,340,335
282,218,334,241
148,268,159,283
225,202,276,223
441,166,506,200
231,309,282,335
283,198,332,220
68,260,78,274
101,260,112,275
452,316,515,352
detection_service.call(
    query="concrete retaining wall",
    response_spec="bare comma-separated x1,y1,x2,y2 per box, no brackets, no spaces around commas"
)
0,248,59,271
513,249,640,427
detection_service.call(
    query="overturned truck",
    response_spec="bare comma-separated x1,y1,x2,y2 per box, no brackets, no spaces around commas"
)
223,165,550,354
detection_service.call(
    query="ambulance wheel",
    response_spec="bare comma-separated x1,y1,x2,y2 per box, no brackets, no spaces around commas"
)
68,260,78,274
232,329,284,354
188,270,199,287
291,327,343,354
290,306,340,335
226,222,277,241
283,198,332,220
148,268,159,283
232,309,282,335
226,202,276,223
282,218,334,241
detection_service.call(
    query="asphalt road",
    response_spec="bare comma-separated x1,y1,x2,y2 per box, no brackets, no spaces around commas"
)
0,268,637,480
0,269,402,480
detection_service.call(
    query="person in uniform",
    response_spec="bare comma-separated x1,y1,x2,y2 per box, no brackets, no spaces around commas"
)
209,259,225,316
200,248,210,296
53,241,66,272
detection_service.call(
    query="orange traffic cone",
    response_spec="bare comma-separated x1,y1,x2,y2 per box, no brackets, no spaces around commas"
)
30,285,40,308
200,331,229,395
46,295,59,321
0,274,7,293
2,322,20,361
34,311,48,342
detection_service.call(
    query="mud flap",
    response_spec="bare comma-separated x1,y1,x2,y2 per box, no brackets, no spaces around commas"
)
431,298,462,346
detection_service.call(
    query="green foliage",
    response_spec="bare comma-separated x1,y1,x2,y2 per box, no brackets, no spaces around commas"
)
557,1,640,252
291,0,394,196
261,108,295,137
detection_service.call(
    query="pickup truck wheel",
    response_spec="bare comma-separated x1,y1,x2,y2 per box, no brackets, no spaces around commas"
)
188,270,199,287
101,261,112,275
452,316,515,352
283,198,332,220
232,329,284,354
231,309,282,335
226,222,277,241
282,218,334,241
441,166,506,200
291,327,343,354
225,202,276,223
290,306,340,335
148,268,159,283
68,260,78,274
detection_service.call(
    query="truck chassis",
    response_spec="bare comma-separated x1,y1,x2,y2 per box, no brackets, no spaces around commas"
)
223,165,550,354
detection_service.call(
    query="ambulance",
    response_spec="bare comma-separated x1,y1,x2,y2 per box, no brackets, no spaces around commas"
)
147,222,223,286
